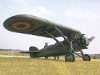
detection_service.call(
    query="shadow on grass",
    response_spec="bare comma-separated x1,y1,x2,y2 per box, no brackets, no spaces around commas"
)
32,57,66,62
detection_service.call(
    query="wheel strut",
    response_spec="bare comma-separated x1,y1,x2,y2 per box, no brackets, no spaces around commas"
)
81,51,91,61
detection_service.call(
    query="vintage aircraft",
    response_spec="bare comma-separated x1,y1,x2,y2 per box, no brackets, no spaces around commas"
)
3,14,95,62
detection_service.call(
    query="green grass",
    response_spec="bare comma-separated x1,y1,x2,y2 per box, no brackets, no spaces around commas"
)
0,55,100,75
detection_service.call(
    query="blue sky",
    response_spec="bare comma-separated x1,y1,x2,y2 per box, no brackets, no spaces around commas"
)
0,0,100,54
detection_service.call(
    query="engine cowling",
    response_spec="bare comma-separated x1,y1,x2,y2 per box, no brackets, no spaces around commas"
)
78,34,95,49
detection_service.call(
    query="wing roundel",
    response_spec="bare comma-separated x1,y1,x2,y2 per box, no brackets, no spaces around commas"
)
3,15,37,33
10,21,31,31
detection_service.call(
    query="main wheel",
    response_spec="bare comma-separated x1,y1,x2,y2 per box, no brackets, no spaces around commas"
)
65,53,75,62
83,54,91,61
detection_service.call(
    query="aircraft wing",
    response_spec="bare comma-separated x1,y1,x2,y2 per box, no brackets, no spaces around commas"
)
4,14,81,38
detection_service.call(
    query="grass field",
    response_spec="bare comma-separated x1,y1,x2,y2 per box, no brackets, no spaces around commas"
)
0,55,100,75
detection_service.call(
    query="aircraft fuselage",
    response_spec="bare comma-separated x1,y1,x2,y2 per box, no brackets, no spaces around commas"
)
36,40,82,57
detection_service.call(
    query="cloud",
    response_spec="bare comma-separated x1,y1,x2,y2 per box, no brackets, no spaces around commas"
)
65,4,100,19
20,6,54,17
32,6,54,16
65,8,100,18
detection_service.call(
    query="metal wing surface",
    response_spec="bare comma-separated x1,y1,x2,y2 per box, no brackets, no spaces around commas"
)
4,14,81,38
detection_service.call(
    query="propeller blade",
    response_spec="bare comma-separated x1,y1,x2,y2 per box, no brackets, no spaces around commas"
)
88,36,95,42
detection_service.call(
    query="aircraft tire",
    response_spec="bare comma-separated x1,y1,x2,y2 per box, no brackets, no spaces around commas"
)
65,53,75,62
83,54,91,61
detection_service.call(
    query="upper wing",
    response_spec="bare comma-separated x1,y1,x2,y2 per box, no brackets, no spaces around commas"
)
3,14,81,38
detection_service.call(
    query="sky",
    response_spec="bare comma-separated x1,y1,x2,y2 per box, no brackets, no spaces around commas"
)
0,0,100,54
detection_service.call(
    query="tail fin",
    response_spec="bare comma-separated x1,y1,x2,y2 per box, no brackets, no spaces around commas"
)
20,46,38,58
29,46,38,58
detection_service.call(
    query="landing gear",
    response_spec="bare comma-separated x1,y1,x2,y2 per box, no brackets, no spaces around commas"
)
83,54,91,61
46,27,76,62
80,51,91,61
65,53,75,62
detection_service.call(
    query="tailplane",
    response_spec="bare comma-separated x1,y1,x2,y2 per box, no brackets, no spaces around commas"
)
20,46,38,58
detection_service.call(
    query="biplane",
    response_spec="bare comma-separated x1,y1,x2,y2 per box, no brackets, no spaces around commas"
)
3,14,95,62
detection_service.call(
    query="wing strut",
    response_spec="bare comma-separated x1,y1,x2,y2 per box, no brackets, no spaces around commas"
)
55,27,70,43
55,27,74,51
45,31,67,50
45,26,75,52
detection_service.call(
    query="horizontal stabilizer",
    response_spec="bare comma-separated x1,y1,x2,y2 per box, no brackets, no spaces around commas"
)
20,51,38,53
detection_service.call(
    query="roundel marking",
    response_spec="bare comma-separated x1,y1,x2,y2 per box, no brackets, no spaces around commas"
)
11,22,32,31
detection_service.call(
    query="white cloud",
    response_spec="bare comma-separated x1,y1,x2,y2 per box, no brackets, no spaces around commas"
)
20,6,54,17
65,8,100,18
65,4,100,19
32,6,54,16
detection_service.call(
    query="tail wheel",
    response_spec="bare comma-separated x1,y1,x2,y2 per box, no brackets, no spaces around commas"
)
65,53,75,62
83,54,91,61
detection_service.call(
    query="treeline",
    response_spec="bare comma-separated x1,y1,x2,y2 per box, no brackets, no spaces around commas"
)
0,49,23,51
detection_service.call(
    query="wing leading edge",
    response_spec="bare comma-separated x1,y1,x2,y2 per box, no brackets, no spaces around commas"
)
3,14,81,38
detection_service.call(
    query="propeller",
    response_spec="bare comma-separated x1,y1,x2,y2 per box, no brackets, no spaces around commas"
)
74,34,95,48
88,36,95,42
55,27,95,50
